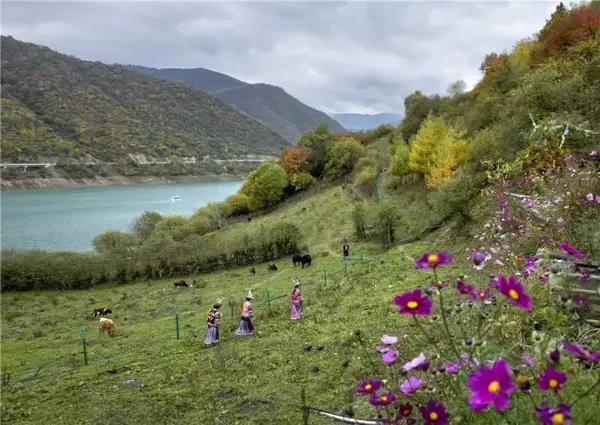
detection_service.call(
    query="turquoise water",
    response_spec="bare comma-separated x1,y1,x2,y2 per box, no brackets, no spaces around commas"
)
1,181,241,252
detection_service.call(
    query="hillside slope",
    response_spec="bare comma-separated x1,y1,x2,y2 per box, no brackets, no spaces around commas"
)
0,36,289,164
130,65,345,142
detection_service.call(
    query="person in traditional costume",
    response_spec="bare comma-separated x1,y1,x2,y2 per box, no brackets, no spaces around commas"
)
204,300,222,346
290,278,304,320
235,289,255,336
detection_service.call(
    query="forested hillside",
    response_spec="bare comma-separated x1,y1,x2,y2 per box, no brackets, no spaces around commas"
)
0,36,289,164
130,65,345,142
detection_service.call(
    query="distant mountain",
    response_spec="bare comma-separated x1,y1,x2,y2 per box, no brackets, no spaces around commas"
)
332,113,403,131
0,36,288,164
129,66,345,142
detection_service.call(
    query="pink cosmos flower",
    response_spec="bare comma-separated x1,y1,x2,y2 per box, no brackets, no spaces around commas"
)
471,250,491,270
415,251,453,269
402,353,429,372
538,367,567,393
536,402,571,425
381,334,398,345
355,379,382,395
559,242,585,259
491,273,532,310
442,361,461,374
400,376,423,395
393,289,433,316
455,279,475,296
382,349,399,364
586,193,595,202
420,400,449,425
369,391,396,407
562,339,600,362
467,359,516,411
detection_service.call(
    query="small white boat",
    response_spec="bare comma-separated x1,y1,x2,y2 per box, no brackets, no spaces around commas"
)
170,195,182,203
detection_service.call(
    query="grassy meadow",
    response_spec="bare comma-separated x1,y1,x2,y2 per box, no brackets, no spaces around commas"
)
2,184,599,424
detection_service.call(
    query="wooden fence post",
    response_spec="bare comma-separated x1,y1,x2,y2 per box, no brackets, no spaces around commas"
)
175,313,180,340
79,330,88,366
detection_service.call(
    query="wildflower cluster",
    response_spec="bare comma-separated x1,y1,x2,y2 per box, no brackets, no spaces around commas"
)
353,247,599,424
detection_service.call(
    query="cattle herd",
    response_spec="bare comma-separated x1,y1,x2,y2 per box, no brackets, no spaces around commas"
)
91,251,313,338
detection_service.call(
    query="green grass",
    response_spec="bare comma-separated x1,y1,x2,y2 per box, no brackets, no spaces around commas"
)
2,187,598,425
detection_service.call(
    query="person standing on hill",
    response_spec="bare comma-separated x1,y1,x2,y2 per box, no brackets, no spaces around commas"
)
204,300,222,346
342,241,350,258
290,278,304,320
235,290,255,336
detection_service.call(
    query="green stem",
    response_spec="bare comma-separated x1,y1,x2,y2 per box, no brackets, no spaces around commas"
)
436,282,461,359
413,315,441,353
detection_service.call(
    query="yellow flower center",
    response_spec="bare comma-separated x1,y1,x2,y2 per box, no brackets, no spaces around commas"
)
549,379,559,389
427,254,439,265
516,374,528,385
407,301,419,309
488,381,501,393
583,350,590,359
552,413,565,425
508,289,519,300
364,383,372,391
381,395,388,402
430,412,439,421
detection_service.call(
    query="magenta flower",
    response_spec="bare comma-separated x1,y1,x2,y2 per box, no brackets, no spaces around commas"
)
538,367,567,393
392,289,433,316
492,273,532,310
467,359,516,411
419,400,449,425
382,349,399,364
442,361,461,374
536,402,571,425
539,272,549,284
579,273,591,282
575,295,587,306
455,279,475,296
402,353,429,372
369,391,396,407
563,339,600,362
549,349,561,364
526,256,538,271
415,251,453,269
586,193,595,202
596,194,600,204
398,403,413,418
471,250,490,270
559,242,585,259
355,379,382,395
400,376,423,395
471,287,492,302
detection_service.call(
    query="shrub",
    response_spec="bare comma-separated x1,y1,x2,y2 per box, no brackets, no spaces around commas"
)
298,124,336,177
289,172,316,191
389,136,411,177
240,162,288,210
280,146,311,175
325,137,366,179
93,230,137,254
352,202,368,239
132,211,162,242
226,193,251,215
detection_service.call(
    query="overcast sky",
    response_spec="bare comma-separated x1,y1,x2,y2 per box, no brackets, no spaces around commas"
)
2,1,557,114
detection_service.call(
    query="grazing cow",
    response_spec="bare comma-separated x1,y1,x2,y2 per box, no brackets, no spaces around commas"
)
301,254,312,268
99,317,116,337
250,267,256,275
92,307,112,318
292,253,302,267
267,263,278,273
174,280,189,288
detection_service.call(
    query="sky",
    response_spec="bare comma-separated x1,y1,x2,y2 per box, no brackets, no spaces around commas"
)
1,1,557,114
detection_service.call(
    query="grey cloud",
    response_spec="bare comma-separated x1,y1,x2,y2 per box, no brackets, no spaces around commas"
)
1,1,556,114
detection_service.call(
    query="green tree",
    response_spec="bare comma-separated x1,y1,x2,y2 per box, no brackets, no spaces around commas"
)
298,124,336,177
132,211,162,242
390,136,411,177
324,137,366,179
93,230,137,254
374,198,402,247
240,162,288,210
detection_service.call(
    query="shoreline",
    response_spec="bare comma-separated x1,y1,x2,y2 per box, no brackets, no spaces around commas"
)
0,173,244,190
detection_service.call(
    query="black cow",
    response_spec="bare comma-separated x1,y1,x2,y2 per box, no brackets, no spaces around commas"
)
174,280,189,288
92,307,112,318
267,263,278,272
250,267,256,275
301,254,312,268
292,253,302,267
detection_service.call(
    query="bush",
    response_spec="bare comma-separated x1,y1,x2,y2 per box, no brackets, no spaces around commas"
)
240,162,288,210
93,230,137,254
226,193,251,215
352,202,368,239
132,211,162,242
325,137,366,179
389,136,411,177
289,172,316,191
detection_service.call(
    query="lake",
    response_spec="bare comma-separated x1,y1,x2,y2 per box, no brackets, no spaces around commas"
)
0,180,242,252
